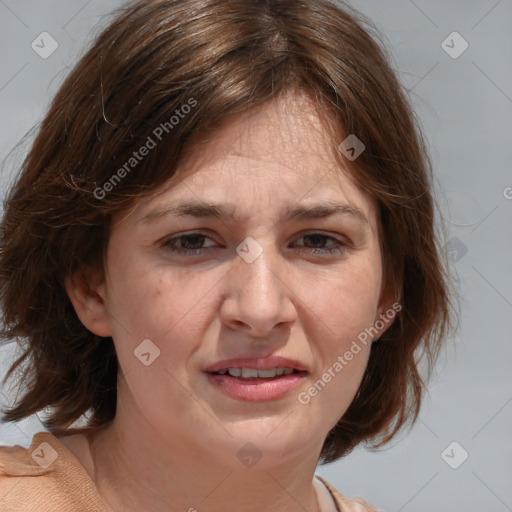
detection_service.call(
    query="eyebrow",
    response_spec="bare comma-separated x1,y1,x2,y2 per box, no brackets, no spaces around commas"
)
138,200,369,225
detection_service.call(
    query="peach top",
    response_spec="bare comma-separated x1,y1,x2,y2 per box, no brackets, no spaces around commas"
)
0,431,380,511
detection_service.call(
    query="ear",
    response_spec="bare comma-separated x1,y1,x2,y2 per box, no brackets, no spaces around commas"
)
373,289,401,340
64,268,112,337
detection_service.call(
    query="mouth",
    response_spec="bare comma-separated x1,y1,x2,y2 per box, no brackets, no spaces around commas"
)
209,367,306,379
204,356,308,374
204,358,308,401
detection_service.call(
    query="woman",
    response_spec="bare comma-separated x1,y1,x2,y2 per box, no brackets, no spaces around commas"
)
0,0,454,510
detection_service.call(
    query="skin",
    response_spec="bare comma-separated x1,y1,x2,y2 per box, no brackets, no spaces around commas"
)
62,90,395,512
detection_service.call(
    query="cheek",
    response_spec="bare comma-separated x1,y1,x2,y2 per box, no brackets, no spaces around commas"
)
297,260,380,415
105,258,218,366
104,265,217,414
304,257,382,339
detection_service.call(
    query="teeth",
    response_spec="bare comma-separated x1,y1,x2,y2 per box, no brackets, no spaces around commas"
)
218,368,295,378
257,369,278,378
241,368,259,378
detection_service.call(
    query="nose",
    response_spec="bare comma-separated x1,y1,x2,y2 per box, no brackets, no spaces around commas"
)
220,239,297,338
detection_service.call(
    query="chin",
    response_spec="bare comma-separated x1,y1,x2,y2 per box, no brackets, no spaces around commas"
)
218,422,319,467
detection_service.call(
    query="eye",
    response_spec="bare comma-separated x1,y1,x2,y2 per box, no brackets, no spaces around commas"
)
162,231,347,257
293,233,347,255
162,233,217,255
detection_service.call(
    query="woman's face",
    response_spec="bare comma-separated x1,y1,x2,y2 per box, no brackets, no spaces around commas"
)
95,92,392,468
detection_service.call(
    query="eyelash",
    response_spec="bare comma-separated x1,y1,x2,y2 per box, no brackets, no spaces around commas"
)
162,232,347,256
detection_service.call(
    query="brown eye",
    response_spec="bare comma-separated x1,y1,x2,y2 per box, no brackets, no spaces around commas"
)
163,233,216,255
294,233,346,255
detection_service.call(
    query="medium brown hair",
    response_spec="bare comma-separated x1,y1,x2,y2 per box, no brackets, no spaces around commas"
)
0,0,455,463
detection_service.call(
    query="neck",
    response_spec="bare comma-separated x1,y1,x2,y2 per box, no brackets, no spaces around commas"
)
86,399,323,512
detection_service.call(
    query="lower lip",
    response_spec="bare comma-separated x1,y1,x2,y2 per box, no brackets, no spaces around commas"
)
206,372,307,401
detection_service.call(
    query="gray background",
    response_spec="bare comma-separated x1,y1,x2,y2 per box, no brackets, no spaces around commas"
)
1,1,511,511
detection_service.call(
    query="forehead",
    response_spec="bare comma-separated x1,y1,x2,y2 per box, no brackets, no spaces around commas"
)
125,91,378,230
180,91,338,178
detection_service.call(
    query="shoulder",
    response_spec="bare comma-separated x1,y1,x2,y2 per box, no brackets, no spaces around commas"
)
0,431,106,512
316,475,382,512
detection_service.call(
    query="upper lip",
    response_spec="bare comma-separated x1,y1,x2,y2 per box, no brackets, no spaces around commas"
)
205,356,308,373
